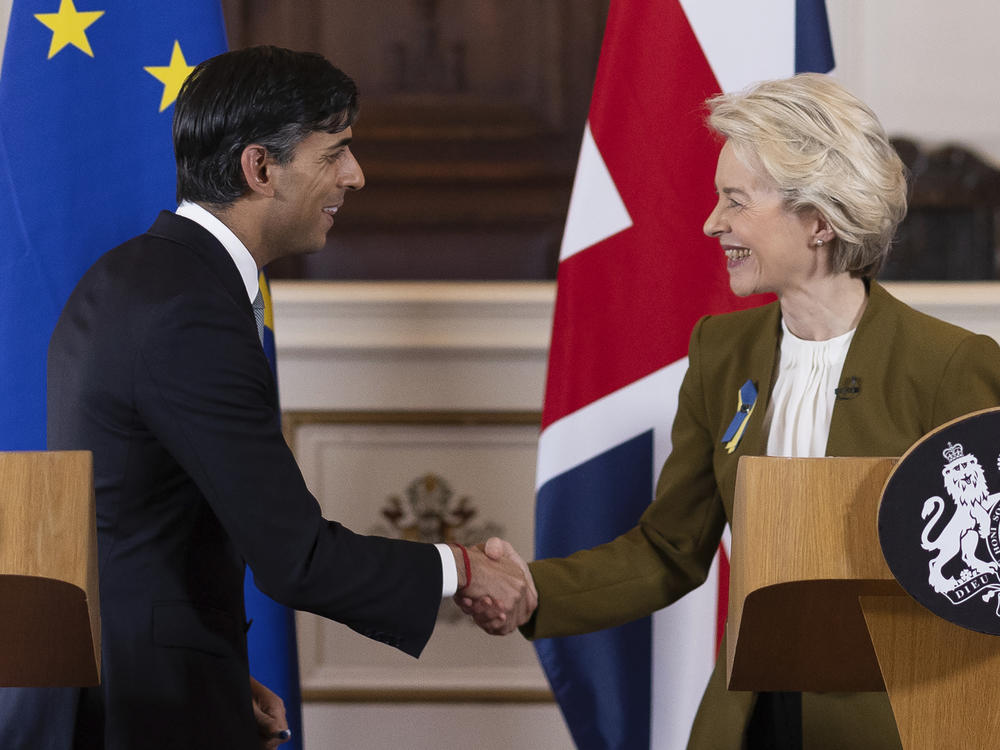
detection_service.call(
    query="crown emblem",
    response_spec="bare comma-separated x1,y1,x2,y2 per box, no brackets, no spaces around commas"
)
942,441,964,463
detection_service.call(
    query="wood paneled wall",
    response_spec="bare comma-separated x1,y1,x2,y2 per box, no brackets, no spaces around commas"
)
221,0,610,279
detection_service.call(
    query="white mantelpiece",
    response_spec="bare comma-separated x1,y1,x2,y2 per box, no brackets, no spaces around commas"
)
272,281,1000,413
271,281,554,413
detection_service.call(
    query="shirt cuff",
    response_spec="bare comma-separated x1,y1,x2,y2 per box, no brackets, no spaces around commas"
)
435,543,458,598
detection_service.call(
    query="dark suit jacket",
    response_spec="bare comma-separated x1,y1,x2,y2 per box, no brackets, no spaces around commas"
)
42,211,442,748
524,282,1000,749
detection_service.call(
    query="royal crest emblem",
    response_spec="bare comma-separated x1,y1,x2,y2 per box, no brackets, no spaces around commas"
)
880,407,1000,634
919,442,1000,602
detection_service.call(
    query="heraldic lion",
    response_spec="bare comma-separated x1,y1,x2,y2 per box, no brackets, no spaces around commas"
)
921,452,999,593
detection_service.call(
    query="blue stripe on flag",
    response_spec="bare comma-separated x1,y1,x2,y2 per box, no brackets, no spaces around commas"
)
261,325,277,367
535,430,654,750
795,0,836,73
245,571,304,745
246,273,303,749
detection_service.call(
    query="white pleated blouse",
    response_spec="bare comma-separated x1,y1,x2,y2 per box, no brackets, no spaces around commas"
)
764,319,856,458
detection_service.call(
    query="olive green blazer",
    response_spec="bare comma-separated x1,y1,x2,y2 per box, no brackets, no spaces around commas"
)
525,282,1000,749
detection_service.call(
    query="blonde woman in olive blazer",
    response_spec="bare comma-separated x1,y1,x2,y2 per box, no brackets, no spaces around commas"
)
462,74,1000,749
522,280,1000,749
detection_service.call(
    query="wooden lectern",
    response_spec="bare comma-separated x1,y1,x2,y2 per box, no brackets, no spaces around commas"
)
0,452,99,686
728,456,1000,749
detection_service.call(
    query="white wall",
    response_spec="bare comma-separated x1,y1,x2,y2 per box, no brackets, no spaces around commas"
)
827,0,1000,164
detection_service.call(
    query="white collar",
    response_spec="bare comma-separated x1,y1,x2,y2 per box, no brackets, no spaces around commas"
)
176,201,259,303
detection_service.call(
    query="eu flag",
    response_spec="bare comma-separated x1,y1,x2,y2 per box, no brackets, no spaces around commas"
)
246,270,306,749
0,0,226,450
1,3,303,747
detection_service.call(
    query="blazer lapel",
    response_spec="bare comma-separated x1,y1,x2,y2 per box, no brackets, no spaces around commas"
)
736,303,783,459
145,211,278,408
826,282,894,456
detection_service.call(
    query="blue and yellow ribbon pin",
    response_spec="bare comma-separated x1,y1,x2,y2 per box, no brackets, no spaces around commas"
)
721,380,757,454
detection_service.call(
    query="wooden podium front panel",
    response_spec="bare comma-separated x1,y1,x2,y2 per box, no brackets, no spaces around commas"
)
861,595,1000,750
728,457,903,691
0,452,99,686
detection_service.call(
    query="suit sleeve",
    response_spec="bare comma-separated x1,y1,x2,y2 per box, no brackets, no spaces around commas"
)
135,289,442,657
525,318,728,639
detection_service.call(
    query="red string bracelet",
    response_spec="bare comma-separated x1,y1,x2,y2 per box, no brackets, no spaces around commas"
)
453,543,472,591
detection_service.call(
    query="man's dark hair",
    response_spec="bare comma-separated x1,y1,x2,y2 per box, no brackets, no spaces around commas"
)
173,45,359,205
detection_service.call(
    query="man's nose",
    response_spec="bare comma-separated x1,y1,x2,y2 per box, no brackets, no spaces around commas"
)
343,151,365,191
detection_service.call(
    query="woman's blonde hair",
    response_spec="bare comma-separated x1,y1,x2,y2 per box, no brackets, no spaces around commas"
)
707,73,907,279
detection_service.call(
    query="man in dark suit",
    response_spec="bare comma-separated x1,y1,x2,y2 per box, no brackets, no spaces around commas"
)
15,45,535,749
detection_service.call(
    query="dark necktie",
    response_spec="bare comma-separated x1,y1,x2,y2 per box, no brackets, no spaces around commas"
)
252,290,265,345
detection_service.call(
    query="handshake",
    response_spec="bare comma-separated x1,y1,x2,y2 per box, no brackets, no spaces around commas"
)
450,538,537,635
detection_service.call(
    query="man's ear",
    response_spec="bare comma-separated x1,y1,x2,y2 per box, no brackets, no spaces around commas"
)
240,144,274,197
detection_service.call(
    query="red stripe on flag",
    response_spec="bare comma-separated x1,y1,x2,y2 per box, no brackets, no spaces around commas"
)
716,542,730,654
541,0,769,429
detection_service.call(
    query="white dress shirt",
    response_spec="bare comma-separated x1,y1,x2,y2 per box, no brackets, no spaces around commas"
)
764,319,856,458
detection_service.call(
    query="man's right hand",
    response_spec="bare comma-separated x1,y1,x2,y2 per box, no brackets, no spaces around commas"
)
452,538,537,635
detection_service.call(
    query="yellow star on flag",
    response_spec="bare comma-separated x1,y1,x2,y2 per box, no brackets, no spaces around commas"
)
144,41,195,113
34,0,105,59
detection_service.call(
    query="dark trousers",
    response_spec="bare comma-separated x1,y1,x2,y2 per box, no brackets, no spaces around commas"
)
746,691,802,750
